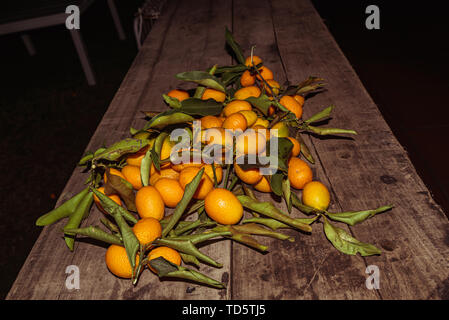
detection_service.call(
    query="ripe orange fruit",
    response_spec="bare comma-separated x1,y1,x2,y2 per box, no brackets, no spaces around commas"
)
240,70,255,87
93,187,122,214
179,167,214,199
264,79,280,96
126,148,148,167
253,176,272,193
203,127,234,148
280,95,303,119
204,188,243,225
252,117,269,128
223,100,252,117
234,86,261,100
103,168,126,184
160,136,175,163
132,217,162,245
202,164,223,184
222,113,248,132
105,244,139,279
202,88,226,102
251,125,270,140
256,66,274,81
293,95,305,106
167,89,189,102
288,157,313,190
244,55,263,67
121,165,143,190
238,110,258,127
235,130,266,155
234,163,263,185
149,168,179,186
135,186,165,220
287,137,301,157
148,246,182,273
200,115,223,129
171,161,203,172
270,122,290,138
302,181,331,211
154,178,184,208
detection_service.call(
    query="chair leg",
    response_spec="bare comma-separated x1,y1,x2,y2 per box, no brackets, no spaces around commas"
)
21,34,36,56
107,0,126,40
69,29,96,86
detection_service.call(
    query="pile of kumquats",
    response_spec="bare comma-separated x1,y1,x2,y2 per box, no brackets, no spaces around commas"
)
36,29,392,288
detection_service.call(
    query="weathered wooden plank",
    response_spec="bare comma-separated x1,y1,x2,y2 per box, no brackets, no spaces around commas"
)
8,0,234,300
8,0,448,300
57,0,233,300
230,0,379,300
6,0,181,300
271,0,449,299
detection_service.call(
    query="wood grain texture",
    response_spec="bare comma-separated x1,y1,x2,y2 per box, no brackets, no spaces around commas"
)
7,0,449,300
270,0,449,299
231,0,378,300
7,0,233,300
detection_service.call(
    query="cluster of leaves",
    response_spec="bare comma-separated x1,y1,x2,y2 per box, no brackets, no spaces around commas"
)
35,28,393,289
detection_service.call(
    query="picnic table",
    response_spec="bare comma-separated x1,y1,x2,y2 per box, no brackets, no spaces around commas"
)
7,0,449,300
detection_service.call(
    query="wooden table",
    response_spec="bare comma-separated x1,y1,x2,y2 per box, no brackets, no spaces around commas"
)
7,0,449,300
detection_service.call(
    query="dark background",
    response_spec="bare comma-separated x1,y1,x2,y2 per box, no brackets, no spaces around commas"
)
0,0,448,299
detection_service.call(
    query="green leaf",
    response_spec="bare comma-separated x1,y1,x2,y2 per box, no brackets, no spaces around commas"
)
237,195,312,233
179,98,224,116
63,191,94,251
296,133,315,164
222,72,243,87
304,106,334,124
168,230,230,244
304,125,357,136
172,219,216,236
243,216,318,230
232,223,294,242
64,226,123,246
144,110,194,130
213,225,269,252
180,253,201,268
150,257,225,289
91,187,138,225
129,127,138,135
140,147,152,187
152,132,169,171
92,139,148,162
268,173,284,197
245,94,273,116
162,94,182,108
36,188,89,226
104,169,137,212
327,205,393,226
323,218,381,256
267,137,293,172
291,192,322,215
162,168,205,237
242,217,289,230
212,64,247,74
92,188,140,268
176,71,225,92
154,238,222,267
100,217,120,234
282,178,292,213
236,137,292,173
78,152,94,166
225,27,245,65
296,76,325,96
